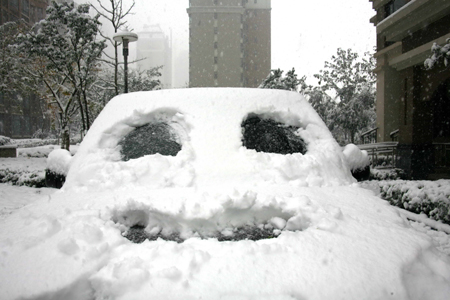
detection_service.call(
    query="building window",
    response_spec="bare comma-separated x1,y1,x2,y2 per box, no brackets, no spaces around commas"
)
22,0,29,15
214,72,218,79
214,42,218,49
214,57,218,64
214,13,218,19
403,78,408,125
9,0,19,10
384,0,408,18
36,7,43,20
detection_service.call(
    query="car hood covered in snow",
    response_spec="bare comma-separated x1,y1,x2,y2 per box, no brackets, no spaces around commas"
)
1,89,450,300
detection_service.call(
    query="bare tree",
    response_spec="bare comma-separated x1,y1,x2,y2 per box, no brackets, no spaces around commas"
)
92,0,136,95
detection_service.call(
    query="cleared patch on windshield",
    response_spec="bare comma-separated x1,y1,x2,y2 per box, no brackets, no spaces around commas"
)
123,224,283,244
118,122,182,161
241,115,307,154
112,207,293,244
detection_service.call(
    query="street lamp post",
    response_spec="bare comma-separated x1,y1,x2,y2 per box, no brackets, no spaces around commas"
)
113,29,138,94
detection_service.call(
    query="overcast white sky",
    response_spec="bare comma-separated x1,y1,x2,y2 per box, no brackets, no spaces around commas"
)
88,0,376,87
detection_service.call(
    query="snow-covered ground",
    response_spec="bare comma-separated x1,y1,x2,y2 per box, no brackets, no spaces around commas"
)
0,89,449,300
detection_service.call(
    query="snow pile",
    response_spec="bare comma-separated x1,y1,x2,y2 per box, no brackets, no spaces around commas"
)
0,184,54,220
343,143,369,170
1,184,450,299
47,149,73,176
0,89,450,299
408,219,450,255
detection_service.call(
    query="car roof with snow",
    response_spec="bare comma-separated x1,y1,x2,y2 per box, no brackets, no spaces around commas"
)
65,88,354,190
1,88,450,299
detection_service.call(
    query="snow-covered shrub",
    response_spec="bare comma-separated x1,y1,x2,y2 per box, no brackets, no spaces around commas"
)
0,169,46,187
370,168,405,180
12,139,59,148
18,145,57,158
376,180,450,225
342,144,370,181
0,135,11,146
47,149,72,175
45,149,72,188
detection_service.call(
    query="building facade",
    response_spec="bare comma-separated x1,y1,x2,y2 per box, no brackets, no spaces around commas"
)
0,0,50,138
0,0,48,25
369,0,450,179
136,25,173,89
187,0,271,88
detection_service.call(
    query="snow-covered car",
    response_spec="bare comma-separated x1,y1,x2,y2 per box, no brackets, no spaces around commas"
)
1,88,449,300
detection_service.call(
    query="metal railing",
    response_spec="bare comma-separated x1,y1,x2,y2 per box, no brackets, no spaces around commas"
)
360,127,377,144
358,142,398,168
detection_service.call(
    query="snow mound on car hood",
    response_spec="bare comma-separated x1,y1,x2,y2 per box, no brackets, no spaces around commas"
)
64,88,354,191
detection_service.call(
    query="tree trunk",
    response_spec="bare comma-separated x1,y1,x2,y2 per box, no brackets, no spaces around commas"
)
83,89,90,131
61,123,70,151
114,41,119,95
77,90,86,133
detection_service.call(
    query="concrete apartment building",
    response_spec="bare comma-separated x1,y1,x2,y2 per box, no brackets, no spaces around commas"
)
0,0,47,25
368,0,450,179
136,25,173,89
187,0,271,88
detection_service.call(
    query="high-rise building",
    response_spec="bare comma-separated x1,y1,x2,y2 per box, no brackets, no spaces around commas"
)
136,24,173,89
0,0,48,25
187,0,271,88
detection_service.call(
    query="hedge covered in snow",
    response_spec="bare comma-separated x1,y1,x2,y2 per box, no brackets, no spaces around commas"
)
369,168,405,181
0,169,45,187
0,136,12,146
369,180,450,225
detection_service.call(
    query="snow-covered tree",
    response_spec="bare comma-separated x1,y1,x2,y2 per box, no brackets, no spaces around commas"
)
314,48,376,144
424,38,450,69
92,0,135,96
306,87,335,127
128,67,162,93
259,68,302,91
17,1,105,150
